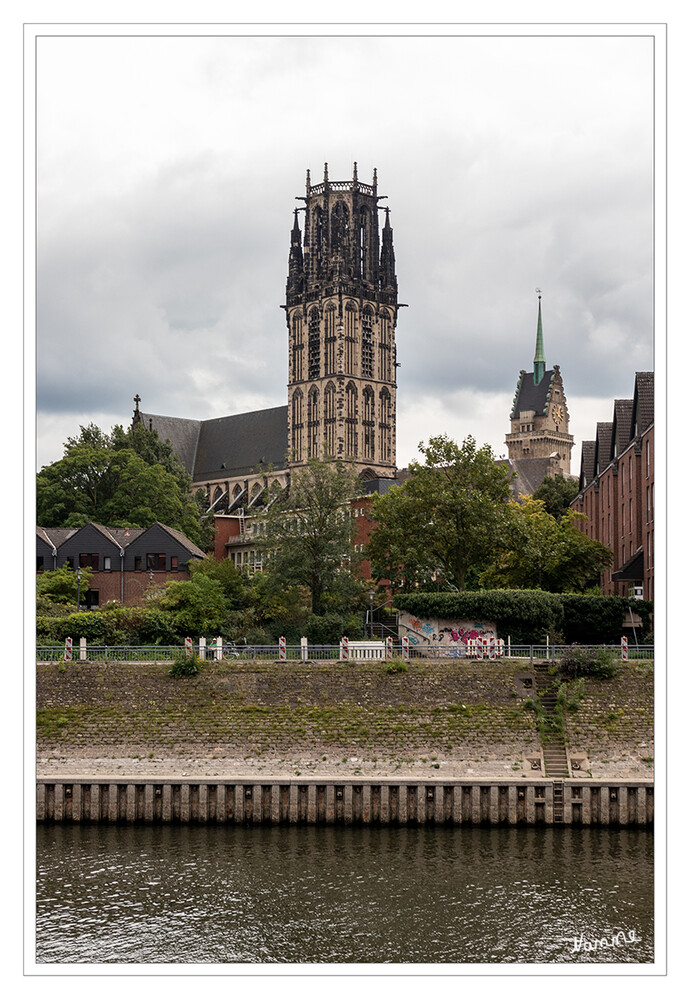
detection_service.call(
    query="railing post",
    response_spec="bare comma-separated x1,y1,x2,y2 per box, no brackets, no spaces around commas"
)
402,636,410,661
79,636,87,661
64,637,72,662
185,637,193,657
386,636,393,660
340,636,349,661
279,636,287,661
198,637,206,661
301,637,309,662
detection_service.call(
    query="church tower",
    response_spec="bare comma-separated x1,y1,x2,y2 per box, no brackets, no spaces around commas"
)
505,293,574,478
285,163,400,479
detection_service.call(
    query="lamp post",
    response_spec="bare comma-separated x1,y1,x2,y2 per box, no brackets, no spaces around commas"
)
76,567,82,610
369,586,374,639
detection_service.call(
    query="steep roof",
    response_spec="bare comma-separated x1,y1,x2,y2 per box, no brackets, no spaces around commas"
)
579,441,596,491
498,457,556,498
139,406,289,481
595,422,614,474
510,368,556,419
36,526,76,550
612,399,635,456
152,522,206,559
632,371,654,434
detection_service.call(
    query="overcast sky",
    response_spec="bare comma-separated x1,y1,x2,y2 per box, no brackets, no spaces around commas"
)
35,28,655,476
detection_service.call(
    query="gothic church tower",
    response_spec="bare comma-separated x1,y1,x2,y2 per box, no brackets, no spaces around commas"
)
285,163,400,479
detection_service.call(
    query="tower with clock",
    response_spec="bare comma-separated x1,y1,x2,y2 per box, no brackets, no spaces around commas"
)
505,292,574,481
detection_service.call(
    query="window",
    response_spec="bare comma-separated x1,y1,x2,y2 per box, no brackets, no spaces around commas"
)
346,382,358,456
629,499,633,534
361,307,374,378
147,554,166,570
79,553,99,569
134,556,142,571
103,556,111,571
85,589,99,609
363,386,375,459
324,305,337,375
171,556,178,570
307,386,319,458
345,302,357,373
291,390,303,461
308,308,320,380
324,382,336,456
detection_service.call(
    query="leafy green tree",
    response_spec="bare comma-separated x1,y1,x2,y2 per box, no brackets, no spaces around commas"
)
36,565,93,606
37,422,213,547
532,473,580,518
155,574,230,637
480,495,613,592
187,555,251,610
367,435,514,591
257,456,361,615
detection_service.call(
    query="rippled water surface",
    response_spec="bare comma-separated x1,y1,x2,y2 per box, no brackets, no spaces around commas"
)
36,824,653,964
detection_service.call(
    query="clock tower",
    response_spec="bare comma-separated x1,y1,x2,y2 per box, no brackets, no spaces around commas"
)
505,293,574,478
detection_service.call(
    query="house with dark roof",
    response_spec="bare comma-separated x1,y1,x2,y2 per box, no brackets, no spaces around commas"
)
571,371,654,602
36,521,206,608
504,294,575,495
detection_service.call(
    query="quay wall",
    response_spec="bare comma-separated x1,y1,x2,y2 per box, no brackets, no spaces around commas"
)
37,778,653,827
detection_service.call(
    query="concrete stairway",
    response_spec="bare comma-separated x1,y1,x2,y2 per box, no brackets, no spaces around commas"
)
533,662,570,779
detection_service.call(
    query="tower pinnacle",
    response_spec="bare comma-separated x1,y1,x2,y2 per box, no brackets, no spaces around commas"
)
533,289,546,385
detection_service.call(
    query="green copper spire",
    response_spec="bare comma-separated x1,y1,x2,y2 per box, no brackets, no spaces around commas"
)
533,290,546,385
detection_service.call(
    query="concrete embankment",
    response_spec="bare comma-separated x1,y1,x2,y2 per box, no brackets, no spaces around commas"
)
36,777,653,826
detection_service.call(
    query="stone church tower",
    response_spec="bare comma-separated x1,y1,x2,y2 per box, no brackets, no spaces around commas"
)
285,163,400,479
505,294,574,478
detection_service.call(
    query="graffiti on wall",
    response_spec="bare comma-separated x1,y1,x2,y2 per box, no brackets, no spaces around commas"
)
401,612,496,646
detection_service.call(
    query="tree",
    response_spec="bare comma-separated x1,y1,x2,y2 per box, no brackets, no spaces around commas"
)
36,422,213,547
256,456,361,615
155,574,230,637
532,473,580,518
480,495,614,592
36,565,93,607
367,435,514,591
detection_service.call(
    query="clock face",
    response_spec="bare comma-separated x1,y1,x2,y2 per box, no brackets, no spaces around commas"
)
553,404,564,426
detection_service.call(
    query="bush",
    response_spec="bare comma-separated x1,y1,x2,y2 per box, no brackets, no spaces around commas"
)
169,650,201,677
559,645,622,680
384,658,408,674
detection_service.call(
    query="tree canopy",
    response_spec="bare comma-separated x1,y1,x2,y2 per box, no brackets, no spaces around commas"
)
256,455,363,615
532,473,580,518
367,435,514,591
37,423,213,548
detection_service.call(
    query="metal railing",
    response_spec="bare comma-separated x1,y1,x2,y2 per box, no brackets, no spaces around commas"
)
36,642,654,663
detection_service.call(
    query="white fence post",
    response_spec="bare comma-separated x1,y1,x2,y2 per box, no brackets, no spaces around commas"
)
215,637,222,661
386,636,393,660
64,637,72,662
198,637,206,661
301,637,308,662
79,637,87,661
621,636,628,662
279,636,287,661
185,637,193,657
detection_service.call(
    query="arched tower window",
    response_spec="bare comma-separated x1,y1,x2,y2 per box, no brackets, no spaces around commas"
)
346,382,358,457
379,388,392,463
363,386,375,460
324,303,337,375
378,309,392,381
291,389,303,461
359,207,370,280
308,386,320,457
331,200,349,255
308,307,321,380
291,312,304,382
345,301,357,374
361,305,374,378
324,381,337,456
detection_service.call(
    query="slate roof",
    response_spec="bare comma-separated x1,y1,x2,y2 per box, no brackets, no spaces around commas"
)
612,399,634,456
633,371,654,434
90,524,146,549
595,422,614,474
510,368,556,419
612,547,645,582
36,526,76,550
139,406,289,482
579,441,596,491
499,457,557,498
154,522,206,559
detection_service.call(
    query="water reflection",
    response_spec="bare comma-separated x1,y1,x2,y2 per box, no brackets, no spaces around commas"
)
36,824,653,964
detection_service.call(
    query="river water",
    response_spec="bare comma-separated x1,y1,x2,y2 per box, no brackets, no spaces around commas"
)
35,823,653,965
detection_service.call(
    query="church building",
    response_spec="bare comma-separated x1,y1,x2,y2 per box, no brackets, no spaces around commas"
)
503,293,574,495
132,164,405,565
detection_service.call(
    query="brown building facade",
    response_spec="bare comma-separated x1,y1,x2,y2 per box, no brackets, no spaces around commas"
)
571,372,654,601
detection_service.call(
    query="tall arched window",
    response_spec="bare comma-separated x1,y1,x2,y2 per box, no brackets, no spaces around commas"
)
331,200,349,254
345,302,357,374
379,388,391,463
346,382,358,457
361,305,374,378
363,386,375,460
308,307,320,380
324,381,337,457
378,309,391,381
308,386,320,457
359,207,369,279
324,303,337,375
291,312,304,382
291,390,303,461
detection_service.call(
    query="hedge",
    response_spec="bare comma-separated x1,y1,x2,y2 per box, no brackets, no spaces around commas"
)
393,590,653,644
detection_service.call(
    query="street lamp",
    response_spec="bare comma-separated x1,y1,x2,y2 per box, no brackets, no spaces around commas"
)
369,586,375,639
76,567,82,610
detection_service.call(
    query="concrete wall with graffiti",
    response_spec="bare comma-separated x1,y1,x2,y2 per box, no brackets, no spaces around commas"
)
399,611,497,649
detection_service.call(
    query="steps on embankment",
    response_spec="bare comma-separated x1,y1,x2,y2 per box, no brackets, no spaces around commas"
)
533,662,570,778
